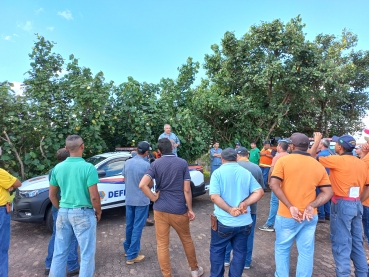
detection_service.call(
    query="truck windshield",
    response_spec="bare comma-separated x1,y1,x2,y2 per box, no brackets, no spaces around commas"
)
86,156,107,165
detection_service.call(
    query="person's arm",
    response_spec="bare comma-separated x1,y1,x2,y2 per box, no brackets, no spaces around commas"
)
139,175,159,202
310,132,322,158
183,180,195,220
267,165,274,184
239,188,264,212
303,186,333,221
49,185,60,210
269,177,303,222
210,194,241,216
8,179,22,191
88,184,102,222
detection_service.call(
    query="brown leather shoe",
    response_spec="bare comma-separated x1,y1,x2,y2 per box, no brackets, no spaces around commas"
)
146,218,154,226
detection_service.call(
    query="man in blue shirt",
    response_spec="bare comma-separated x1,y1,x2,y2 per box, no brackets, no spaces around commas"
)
209,148,264,277
122,141,152,265
210,142,222,175
158,124,180,156
139,138,204,277
311,135,332,223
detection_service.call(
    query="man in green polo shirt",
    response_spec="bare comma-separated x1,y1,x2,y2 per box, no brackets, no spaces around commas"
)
49,135,101,277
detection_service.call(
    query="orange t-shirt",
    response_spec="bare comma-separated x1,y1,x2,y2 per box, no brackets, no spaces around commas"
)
259,148,273,167
357,154,369,207
319,154,369,197
272,151,331,218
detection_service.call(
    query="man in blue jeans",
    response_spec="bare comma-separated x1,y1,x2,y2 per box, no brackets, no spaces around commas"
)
210,142,222,175
49,135,102,277
224,147,264,270
122,141,152,264
209,148,264,277
0,146,22,277
45,148,79,276
270,133,332,277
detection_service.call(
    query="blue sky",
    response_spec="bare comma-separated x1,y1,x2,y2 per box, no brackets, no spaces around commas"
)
1,0,369,91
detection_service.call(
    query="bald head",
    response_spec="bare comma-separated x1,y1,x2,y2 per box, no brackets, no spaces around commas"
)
66,135,84,153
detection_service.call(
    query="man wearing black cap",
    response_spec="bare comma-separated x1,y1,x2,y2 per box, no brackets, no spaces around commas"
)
259,140,273,188
209,148,264,277
270,132,332,277
122,141,152,265
313,133,369,276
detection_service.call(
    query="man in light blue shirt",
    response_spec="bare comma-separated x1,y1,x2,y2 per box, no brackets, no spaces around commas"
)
158,124,180,156
209,148,264,277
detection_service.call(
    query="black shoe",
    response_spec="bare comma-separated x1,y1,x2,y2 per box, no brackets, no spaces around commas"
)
67,268,80,277
146,218,154,226
325,216,330,221
44,269,50,276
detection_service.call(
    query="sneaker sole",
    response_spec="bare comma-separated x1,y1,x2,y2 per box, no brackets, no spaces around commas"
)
258,228,274,232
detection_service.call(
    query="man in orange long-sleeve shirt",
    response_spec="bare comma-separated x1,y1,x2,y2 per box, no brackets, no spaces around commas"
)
259,141,273,188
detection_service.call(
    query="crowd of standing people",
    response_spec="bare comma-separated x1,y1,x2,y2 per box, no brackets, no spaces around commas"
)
3,125,369,277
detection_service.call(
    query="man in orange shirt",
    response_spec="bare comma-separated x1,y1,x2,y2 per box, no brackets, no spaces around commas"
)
270,133,332,277
259,140,273,188
317,134,369,277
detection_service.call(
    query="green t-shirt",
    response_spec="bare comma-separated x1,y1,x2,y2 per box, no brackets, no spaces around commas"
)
249,148,260,165
50,157,99,208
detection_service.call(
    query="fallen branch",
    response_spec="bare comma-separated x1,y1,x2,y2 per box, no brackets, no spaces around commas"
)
2,131,25,179
39,136,46,159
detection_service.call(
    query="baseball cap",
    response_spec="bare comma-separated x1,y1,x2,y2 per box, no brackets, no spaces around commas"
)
221,148,237,161
263,140,270,145
332,135,356,151
236,147,248,156
235,142,241,146
289,133,309,148
137,141,152,154
278,138,291,144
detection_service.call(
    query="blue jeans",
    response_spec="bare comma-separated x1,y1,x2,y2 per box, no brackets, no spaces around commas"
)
211,164,221,175
45,208,79,271
0,206,10,277
123,205,149,260
50,208,97,277
274,214,318,277
362,205,369,245
224,214,256,267
331,199,367,277
210,221,252,277
260,167,270,186
265,192,279,226
316,187,330,219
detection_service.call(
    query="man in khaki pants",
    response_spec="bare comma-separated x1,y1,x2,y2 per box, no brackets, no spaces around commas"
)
140,138,203,277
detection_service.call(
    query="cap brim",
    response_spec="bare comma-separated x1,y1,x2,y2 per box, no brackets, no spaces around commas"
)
331,136,339,142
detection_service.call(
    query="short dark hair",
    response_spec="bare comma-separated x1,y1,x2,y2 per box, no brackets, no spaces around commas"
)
56,148,69,162
279,141,289,151
158,138,173,155
341,145,352,153
66,135,83,152
295,145,308,151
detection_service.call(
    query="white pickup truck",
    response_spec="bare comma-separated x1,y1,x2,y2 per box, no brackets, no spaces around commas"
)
12,152,206,231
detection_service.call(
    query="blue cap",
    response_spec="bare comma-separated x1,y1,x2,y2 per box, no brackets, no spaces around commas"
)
332,135,356,151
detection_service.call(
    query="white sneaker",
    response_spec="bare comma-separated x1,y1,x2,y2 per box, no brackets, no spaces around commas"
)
191,266,204,277
224,262,230,267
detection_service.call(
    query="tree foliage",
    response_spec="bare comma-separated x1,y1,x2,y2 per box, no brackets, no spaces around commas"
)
1,16,369,179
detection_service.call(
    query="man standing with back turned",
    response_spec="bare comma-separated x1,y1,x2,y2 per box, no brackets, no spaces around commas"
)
139,138,204,277
49,135,102,277
209,148,264,277
270,133,332,277
123,141,152,265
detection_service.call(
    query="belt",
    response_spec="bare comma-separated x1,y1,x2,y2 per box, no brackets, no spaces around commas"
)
332,195,360,204
0,205,6,207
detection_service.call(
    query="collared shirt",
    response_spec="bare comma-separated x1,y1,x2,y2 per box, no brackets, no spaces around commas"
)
209,162,261,227
50,157,99,208
122,155,150,206
158,132,180,155
145,154,190,214
272,151,331,218
210,147,222,166
0,169,16,205
237,157,264,214
319,153,369,197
